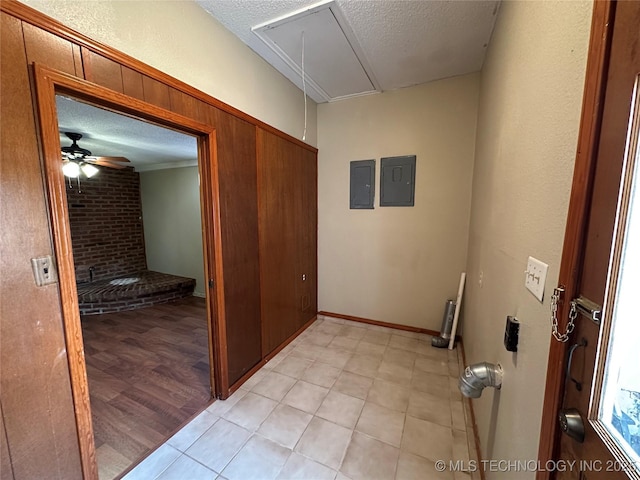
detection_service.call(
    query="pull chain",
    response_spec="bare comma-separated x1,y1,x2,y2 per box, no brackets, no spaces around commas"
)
301,31,307,142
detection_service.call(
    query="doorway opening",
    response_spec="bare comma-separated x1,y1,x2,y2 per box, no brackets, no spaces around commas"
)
56,95,212,479
33,64,226,480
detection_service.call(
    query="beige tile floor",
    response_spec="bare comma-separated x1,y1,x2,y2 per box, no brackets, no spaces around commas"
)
123,315,481,480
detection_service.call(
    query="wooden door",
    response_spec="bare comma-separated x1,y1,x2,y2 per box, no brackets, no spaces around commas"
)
258,128,298,354
258,129,318,355
295,146,318,328
210,108,262,386
547,2,640,478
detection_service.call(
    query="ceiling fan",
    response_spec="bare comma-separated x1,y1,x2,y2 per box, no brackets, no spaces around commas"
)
61,132,130,178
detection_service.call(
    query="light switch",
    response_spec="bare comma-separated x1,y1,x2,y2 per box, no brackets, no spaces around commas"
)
31,255,57,286
525,256,548,302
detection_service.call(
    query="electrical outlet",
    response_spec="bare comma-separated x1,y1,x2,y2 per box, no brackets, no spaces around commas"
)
31,255,57,286
525,256,548,302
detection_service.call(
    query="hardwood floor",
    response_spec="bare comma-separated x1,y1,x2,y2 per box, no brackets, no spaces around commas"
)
81,296,212,480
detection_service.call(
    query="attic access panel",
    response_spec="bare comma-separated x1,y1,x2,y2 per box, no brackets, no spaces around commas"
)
380,155,416,207
252,1,379,102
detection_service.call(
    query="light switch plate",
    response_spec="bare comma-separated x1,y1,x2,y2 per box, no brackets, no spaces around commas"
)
525,256,548,302
31,255,57,286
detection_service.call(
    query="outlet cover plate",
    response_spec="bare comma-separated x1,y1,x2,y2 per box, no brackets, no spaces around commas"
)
525,256,548,302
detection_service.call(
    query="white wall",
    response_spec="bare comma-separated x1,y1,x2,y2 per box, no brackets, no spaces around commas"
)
21,0,317,147
463,1,592,476
317,74,479,331
140,166,205,297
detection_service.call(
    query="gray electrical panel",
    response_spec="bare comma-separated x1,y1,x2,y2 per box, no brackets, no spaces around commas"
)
350,159,375,209
380,155,416,206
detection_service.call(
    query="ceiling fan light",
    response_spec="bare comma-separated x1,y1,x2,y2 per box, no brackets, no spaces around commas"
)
81,163,99,178
62,160,80,178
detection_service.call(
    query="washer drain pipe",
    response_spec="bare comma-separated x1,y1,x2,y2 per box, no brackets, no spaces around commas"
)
459,362,503,398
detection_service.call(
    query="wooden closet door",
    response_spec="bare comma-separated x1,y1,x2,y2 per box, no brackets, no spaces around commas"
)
295,147,318,328
258,129,312,355
207,108,262,386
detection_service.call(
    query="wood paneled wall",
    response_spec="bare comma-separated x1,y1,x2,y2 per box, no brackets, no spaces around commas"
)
206,108,262,385
298,147,319,326
1,2,317,479
1,12,84,480
258,129,318,355
1,403,13,479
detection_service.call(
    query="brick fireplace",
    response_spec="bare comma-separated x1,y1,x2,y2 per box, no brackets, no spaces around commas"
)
66,166,195,314
66,166,146,283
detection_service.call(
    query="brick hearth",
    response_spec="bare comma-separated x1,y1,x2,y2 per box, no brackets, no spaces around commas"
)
77,270,196,315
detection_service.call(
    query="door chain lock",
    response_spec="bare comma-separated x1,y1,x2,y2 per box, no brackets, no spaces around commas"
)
551,286,602,342
551,286,576,342
571,296,602,326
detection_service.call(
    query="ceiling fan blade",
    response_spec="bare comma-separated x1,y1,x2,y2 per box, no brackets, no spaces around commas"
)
87,156,130,163
90,159,127,169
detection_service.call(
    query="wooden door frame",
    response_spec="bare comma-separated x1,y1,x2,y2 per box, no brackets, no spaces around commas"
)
536,2,616,478
31,63,228,480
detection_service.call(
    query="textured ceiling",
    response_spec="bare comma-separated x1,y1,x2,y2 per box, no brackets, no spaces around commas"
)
56,95,198,171
197,0,500,103
54,2,500,163
252,4,378,100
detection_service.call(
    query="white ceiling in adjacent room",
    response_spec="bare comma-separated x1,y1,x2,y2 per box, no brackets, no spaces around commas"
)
197,0,500,103
56,96,198,171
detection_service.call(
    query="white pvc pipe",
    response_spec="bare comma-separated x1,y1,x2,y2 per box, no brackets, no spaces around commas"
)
448,272,466,349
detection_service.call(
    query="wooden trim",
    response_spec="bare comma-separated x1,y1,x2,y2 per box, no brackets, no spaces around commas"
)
31,63,97,480
595,79,640,408
228,315,317,395
196,136,217,398
0,0,317,154
318,310,443,338
34,67,216,136
536,1,615,477
467,398,485,480
228,360,265,397
590,78,640,463
459,341,485,480
71,43,82,78
80,45,94,83
264,315,317,363
30,64,228,478
201,130,230,399
458,339,486,480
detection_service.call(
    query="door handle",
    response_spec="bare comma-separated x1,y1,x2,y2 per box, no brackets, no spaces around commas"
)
566,338,587,391
558,338,588,443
